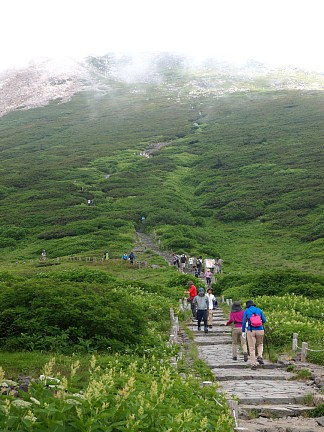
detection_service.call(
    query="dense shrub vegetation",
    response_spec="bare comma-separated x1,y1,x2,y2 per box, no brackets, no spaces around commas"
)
0,270,182,354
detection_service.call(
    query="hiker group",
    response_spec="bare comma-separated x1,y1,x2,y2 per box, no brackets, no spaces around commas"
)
172,253,224,278
186,279,267,370
185,281,218,333
224,299,267,370
122,252,136,264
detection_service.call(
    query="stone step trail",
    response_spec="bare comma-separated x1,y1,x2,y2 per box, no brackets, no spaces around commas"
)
135,233,323,430
189,305,319,425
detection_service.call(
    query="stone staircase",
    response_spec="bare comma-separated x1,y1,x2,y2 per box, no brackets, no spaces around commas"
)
135,232,171,264
190,308,322,431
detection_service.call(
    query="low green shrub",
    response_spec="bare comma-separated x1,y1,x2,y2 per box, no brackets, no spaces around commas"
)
217,270,324,298
0,274,176,354
0,355,234,431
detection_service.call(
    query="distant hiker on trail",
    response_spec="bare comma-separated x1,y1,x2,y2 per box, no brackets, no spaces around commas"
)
194,287,209,333
40,249,47,262
224,301,248,362
180,253,187,272
242,299,267,370
206,287,217,328
188,256,195,270
185,280,197,319
205,268,212,287
103,251,109,260
194,267,199,278
215,257,224,274
122,253,128,261
129,252,136,264
172,253,180,269
196,256,203,276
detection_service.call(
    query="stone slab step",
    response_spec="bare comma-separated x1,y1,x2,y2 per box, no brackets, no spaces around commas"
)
239,403,315,418
219,379,317,404
209,363,285,370
197,346,283,369
190,325,231,332
193,330,231,336
195,336,231,345
212,368,293,381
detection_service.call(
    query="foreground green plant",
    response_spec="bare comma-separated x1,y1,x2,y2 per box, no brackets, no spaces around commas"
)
0,356,234,431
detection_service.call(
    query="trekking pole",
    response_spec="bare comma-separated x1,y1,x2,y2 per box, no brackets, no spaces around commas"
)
264,330,271,362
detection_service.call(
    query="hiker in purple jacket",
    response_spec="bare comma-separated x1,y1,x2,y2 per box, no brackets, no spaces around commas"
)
225,301,248,362
242,300,267,370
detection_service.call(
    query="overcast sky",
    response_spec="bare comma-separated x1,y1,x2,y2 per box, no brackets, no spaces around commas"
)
1,0,323,71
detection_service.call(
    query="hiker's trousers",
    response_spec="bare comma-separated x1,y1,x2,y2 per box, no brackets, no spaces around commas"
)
197,309,207,329
207,309,213,326
247,330,264,366
232,328,248,357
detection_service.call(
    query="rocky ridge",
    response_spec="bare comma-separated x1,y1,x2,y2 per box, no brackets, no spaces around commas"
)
1,54,324,119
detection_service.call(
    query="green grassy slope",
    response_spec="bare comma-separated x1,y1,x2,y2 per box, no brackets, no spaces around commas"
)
0,64,323,274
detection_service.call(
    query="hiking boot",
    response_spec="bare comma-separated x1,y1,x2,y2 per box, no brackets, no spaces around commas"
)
243,352,248,362
257,356,264,365
204,328,208,333
208,325,212,329
232,356,237,361
197,327,201,331
251,365,257,371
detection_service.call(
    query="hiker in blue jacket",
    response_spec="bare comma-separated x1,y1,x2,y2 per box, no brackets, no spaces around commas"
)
242,300,266,370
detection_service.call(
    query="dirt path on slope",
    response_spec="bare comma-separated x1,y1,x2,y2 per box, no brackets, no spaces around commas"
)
135,232,172,265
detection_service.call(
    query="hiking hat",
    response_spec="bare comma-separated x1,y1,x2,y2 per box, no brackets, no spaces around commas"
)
231,301,242,312
246,300,255,308
198,287,205,293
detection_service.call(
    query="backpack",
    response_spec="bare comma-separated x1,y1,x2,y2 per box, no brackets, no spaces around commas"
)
249,312,262,327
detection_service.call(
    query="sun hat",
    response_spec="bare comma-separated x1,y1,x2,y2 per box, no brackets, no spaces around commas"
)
231,301,242,312
246,300,255,308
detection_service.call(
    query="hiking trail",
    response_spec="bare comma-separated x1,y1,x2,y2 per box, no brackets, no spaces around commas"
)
190,309,324,431
136,231,324,432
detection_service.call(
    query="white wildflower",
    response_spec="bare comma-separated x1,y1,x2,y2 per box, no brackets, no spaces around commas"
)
24,410,37,422
11,400,33,409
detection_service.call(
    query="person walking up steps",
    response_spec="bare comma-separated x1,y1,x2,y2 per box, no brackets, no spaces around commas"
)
194,287,209,333
180,253,187,272
196,256,203,276
242,299,267,371
204,268,212,287
185,281,197,320
224,301,248,362
206,287,217,329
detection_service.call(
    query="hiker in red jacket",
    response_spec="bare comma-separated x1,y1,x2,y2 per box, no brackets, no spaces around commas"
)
185,281,197,319
225,301,248,362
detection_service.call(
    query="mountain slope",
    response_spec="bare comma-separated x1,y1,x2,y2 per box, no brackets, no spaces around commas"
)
0,54,323,273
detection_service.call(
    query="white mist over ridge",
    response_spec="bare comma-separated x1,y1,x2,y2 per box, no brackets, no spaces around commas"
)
1,51,324,119
2,0,324,73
